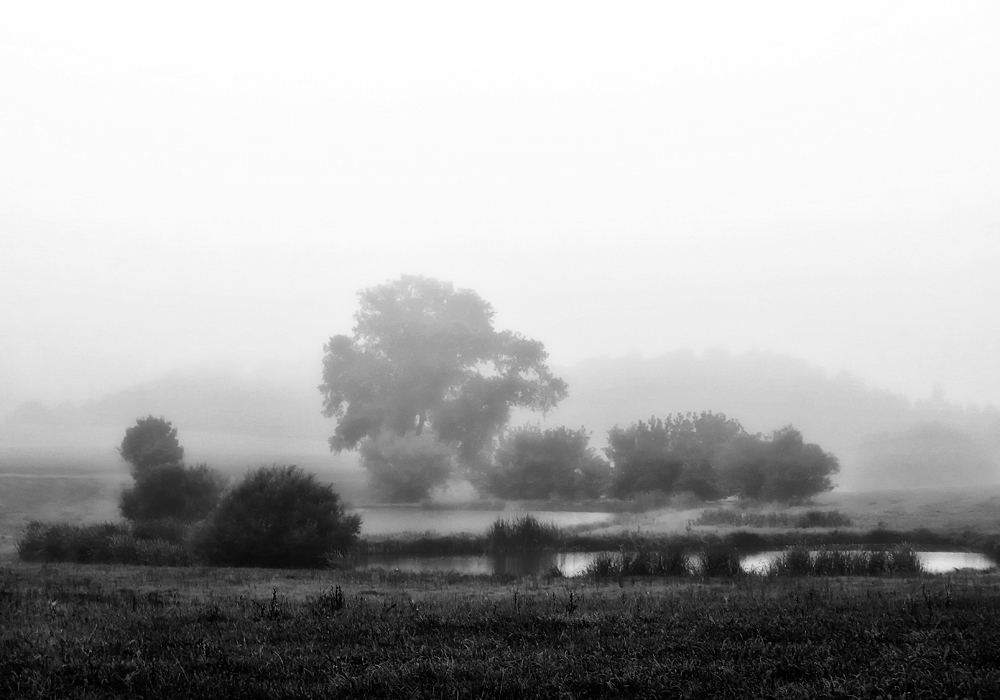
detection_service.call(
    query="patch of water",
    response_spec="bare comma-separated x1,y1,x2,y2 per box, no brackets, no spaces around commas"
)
740,550,996,574
359,551,599,577
357,549,997,577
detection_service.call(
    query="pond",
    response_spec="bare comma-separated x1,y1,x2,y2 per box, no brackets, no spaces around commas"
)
740,550,997,575
357,549,997,577
352,507,616,536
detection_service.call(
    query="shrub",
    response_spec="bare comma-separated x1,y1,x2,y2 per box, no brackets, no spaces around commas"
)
130,518,189,545
484,425,611,500
16,522,191,566
17,521,129,563
195,465,361,568
120,463,224,523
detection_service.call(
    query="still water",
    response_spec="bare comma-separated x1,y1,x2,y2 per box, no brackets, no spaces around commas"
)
353,507,616,536
739,550,997,575
358,550,997,577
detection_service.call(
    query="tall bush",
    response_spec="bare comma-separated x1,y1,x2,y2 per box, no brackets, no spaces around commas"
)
484,425,611,500
120,463,224,523
195,465,361,568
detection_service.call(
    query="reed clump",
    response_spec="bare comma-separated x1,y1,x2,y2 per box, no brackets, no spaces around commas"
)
767,546,923,576
698,543,743,577
486,515,563,553
584,545,690,578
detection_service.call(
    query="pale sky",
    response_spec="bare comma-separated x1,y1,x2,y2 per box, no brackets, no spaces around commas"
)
2,2,998,413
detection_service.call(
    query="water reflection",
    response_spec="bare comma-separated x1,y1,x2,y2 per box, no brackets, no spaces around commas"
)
358,549,997,577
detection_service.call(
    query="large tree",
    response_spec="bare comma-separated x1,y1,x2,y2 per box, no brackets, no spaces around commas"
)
320,276,568,486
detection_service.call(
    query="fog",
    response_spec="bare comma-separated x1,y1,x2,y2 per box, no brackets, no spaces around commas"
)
2,3,999,490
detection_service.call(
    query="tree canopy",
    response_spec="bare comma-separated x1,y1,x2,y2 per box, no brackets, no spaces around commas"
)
320,276,568,473
717,426,840,502
483,425,611,500
117,416,223,523
118,415,184,476
606,412,744,499
605,414,838,502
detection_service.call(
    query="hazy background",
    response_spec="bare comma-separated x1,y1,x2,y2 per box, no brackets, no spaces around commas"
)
2,2,998,492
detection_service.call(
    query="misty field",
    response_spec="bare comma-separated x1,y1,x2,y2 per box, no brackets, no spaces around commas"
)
2,563,999,698
5,465,1000,697
6,460,1000,561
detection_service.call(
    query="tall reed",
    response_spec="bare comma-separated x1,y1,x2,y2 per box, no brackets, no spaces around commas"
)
485,516,563,553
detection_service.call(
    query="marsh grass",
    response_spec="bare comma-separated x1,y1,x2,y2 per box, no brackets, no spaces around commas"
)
698,543,743,577
486,515,563,553
768,546,924,576
584,546,690,578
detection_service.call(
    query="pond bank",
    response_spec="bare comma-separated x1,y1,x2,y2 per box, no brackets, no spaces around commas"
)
354,525,1000,561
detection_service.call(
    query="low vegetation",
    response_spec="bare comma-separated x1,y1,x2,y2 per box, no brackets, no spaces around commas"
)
16,522,193,567
766,546,924,576
694,508,853,528
485,515,563,553
2,564,999,698
584,546,688,577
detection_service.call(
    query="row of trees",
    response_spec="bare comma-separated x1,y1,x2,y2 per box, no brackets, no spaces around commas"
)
352,413,839,504
320,276,839,504
118,416,361,567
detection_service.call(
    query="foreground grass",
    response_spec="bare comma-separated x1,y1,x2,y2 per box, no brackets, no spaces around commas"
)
2,563,999,698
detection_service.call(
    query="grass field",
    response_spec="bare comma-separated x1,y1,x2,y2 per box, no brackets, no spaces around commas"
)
2,562,998,698
4,464,1000,696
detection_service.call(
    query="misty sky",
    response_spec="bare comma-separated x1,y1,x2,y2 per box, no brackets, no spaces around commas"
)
2,2,998,413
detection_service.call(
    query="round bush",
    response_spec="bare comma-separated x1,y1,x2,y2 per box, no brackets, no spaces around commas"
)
195,465,361,568
119,463,223,523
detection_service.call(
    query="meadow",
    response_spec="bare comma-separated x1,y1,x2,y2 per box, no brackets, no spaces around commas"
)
3,562,999,698
4,461,1000,696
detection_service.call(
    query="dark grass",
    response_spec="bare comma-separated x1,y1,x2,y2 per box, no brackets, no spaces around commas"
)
695,508,854,528
2,564,1000,698
18,519,1000,573
17,521,192,566
767,546,924,576
584,545,689,578
485,515,563,553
